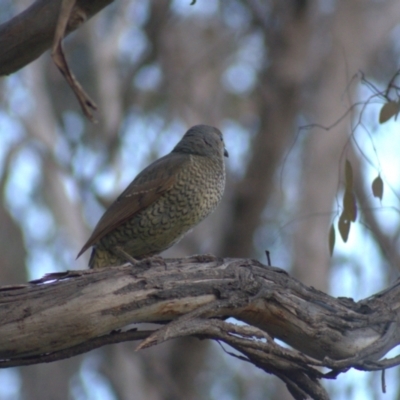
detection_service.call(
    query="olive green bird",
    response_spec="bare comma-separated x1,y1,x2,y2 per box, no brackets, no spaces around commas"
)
77,124,228,268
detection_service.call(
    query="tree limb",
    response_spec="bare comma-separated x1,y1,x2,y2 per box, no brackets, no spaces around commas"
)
0,0,113,76
1,255,400,399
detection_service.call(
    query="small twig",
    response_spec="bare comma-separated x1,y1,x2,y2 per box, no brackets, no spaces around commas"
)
265,250,271,266
381,369,386,393
136,299,232,350
51,0,97,122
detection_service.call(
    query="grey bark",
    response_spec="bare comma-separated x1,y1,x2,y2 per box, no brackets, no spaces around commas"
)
0,257,399,399
0,0,113,76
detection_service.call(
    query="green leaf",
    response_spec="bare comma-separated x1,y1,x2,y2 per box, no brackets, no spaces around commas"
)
372,175,384,201
345,159,353,189
379,101,399,124
343,189,357,222
338,212,350,243
329,224,335,257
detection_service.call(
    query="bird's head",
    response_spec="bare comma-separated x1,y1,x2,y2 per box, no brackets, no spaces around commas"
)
173,125,229,159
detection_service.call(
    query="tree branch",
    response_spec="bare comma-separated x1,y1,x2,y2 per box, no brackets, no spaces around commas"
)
0,0,113,76
0,329,151,368
1,255,400,399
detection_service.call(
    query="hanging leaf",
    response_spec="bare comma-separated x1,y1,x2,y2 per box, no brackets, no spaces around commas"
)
338,212,350,243
343,189,357,222
372,175,384,201
379,101,399,124
329,224,335,257
345,159,353,190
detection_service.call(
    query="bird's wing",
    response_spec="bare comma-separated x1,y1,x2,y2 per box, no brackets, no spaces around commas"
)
77,153,191,258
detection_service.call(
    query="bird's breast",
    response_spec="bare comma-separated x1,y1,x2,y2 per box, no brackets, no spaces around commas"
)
172,155,225,218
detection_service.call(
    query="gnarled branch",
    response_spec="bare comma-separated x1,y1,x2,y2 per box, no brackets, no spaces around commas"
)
1,256,399,399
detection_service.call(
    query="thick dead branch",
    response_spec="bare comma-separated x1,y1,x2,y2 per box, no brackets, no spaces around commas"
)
0,0,113,76
0,256,400,399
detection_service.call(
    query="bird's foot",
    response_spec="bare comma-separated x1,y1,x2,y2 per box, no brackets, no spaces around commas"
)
141,255,167,270
113,246,139,265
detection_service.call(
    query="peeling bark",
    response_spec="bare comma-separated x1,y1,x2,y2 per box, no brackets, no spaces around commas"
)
0,256,399,399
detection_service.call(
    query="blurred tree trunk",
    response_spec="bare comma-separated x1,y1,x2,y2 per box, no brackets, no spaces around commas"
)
20,359,82,400
0,204,26,284
221,1,312,259
292,0,400,291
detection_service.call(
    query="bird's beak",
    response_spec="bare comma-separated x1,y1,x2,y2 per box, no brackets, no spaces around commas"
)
224,148,229,157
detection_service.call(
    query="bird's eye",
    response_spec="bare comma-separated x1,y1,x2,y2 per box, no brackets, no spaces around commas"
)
203,138,212,147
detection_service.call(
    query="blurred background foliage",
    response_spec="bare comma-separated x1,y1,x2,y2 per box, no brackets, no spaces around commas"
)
2,0,400,399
